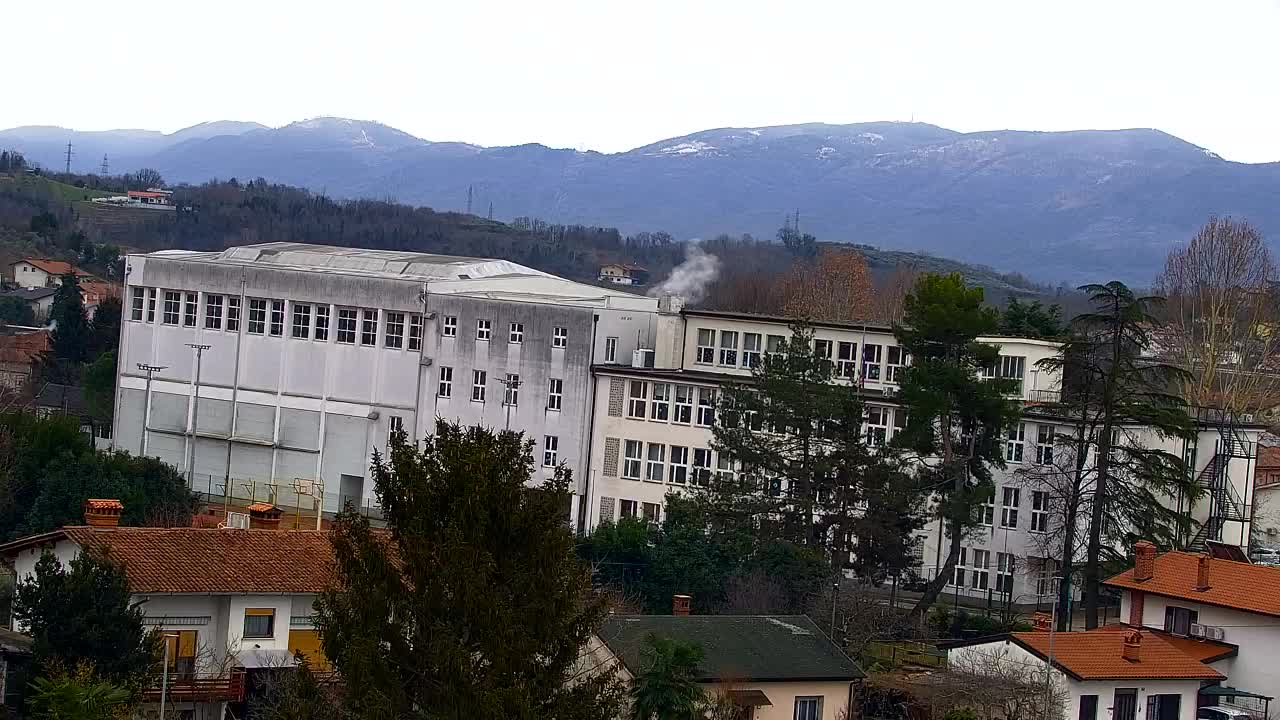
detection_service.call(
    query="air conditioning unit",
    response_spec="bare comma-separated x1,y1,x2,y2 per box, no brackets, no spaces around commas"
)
1190,623,1206,638
222,512,250,530
631,349,655,369
1190,623,1226,641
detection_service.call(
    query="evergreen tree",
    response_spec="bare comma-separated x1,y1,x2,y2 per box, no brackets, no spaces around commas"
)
710,323,926,577
87,296,122,358
0,296,35,326
13,552,159,694
629,636,705,720
81,351,117,427
893,274,1022,618
49,273,90,364
314,422,626,720
999,298,1063,338
1039,282,1193,628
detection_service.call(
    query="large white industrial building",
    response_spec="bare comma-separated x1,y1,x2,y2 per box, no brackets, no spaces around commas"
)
113,243,666,525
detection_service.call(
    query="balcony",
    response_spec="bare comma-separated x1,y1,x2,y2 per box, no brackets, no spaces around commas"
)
143,672,246,704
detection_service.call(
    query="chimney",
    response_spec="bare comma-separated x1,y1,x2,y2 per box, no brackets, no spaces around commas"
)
1133,540,1156,582
1121,631,1142,662
1196,554,1211,591
1128,591,1146,627
83,499,123,527
247,502,282,530
672,594,692,616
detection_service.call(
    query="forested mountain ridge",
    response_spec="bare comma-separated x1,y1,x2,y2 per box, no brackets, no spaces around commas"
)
3,118,1277,283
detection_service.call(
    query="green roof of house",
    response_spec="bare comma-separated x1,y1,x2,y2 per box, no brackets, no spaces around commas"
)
598,615,864,683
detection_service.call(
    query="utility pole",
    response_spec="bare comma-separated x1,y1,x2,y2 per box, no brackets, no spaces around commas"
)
466,184,473,215
1043,575,1063,715
499,376,522,431
137,363,167,456
487,201,493,220
100,154,109,175
159,632,178,720
186,344,211,483
64,141,73,175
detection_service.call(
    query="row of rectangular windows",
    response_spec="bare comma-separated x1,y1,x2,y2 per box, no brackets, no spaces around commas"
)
435,367,564,411
692,327,911,382
129,288,571,351
975,485,1052,532
949,548,1020,594
619,439,731,486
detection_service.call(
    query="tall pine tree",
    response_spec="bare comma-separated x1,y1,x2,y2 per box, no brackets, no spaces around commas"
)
49,273,90,364
314,422,625,719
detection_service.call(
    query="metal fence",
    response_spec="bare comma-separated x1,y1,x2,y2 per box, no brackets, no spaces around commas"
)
184,472,385,524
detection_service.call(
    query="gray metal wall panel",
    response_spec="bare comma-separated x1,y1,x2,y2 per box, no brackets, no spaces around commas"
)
279,408,321,451
275,449,319,485
149,392,188,432
229,445,272,482
234,403,276,441
197,398,233,436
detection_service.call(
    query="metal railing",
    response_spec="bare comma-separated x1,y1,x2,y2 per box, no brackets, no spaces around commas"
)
143,671,245,703
184,472,386,523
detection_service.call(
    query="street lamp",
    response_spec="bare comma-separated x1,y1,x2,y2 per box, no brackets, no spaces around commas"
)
185,344,211,483
160,631,179,720
1043,575,1063,717
499,376,522,431
136,364,167,457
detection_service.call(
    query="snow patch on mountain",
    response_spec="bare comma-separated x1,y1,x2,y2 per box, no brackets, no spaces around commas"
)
653,140,717,156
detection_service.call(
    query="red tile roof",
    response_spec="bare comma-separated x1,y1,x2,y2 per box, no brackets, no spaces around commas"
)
1105,550,1280,618
1153,630,1237,664
15,258,92,277
1011,626,1225,681
0,330,50,365
53,527,335,594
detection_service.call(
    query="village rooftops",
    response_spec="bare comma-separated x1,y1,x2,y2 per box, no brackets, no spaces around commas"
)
597,615,863,683
134,242,658,310
1104,549,1280,618
12,258,93,277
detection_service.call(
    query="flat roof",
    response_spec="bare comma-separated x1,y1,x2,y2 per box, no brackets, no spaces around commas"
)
133,243,659,310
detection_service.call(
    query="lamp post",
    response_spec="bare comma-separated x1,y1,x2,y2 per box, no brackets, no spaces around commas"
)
185,344,211,484
499,376,522,431
137,363,167,457
160,631,178,720
1043,575,1063,718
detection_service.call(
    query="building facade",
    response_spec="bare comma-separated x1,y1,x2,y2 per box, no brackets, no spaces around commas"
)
112,243,663,523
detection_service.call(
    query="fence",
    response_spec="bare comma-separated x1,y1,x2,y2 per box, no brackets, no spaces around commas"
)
863,641,947,669
184,472,385,524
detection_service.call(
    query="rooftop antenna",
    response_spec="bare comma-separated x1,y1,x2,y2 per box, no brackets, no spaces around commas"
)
100,154,109,176
64,141,73,175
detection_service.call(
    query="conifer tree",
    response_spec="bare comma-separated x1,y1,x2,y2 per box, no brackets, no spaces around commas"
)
49,273,90,364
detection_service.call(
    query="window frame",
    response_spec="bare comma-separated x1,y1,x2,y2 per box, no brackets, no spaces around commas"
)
269,299,285,337
650,382,671,421
1000,487,1020,529
543,435,559,467
438,366,453,398
442,315,458,338
183,292,198,327
163,291,181,325
604,336,618,362
627,381,648,419
226,296,240,332
836,341,858,378
503,373,520,406
623,440,643,480
552,326,567,349
336,307,357,344
314,305,330,341
547,378,563,411
408,314,422,350
794,696,823,720
668,445,689,485
246,298,267,334
360,308,378,346
695,387,716,427
1030,490,1049,533
472,369,487,403
1006,423,1026,463
862,343,883,380
645,442,666,483
243,608,276,639
718,330,739,366
130,287,145,321
742,333,762,367
204,294,224,330
476,318,491,341
146,288,157,322
509,322,524,344
673,385,694,424
385,312,405,349
291,303,311,339
695,328,715,364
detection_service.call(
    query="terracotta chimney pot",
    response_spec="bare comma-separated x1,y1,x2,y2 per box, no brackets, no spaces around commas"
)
672,594,692,616
1196,554,1211,591
83,499,123,527
1122,631,1142,662
1133,540,1156,582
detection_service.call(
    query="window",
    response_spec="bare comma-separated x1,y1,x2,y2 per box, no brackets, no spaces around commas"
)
668,445,689,485
645,443,666,483
547,378,563,411
389,415,404,444
1006,423,1026,462
270,299,285,336
503,373,520,406
360,309,378,345
620,499,638,518
623,440,643,480
742,333,762,367
696,328,715,364
442,315,457,338
978,495,995,526
1031,490,1049,532
314,305,330,341
862,343,883,380
226,296,240,331
205,294,223,329
766,334,786,357
837,341,858,378
1000,487,1020,528
146,288,157,322
1078,695,1098,720
472,370,487,402
887,346,908,383
509,322,524,344
247,298,266,333
865,406,889,447
183,292,198,327
951,547,968,586
406,314,422,350
438,367,453,398
651,383,670,421
984,355,1026,388
673,385,694,424
605,336,618,362
476,319,491,341
696,387,716,427
642,502,661,523
244,608,275,639
970,549,990,590
336,308,357,343
692,449,712,486
1035,424,1054,465
543,435,559,467
996,552,1015,594
813,338,833,361
163,291,181,325
292,303,311,339
164,630,198,679
379,312,404,348
552,326,567,349
1163,606,1198,636
794,697,822,720
130,287,144,321
716,454,736,485
627,381,648,419
719,330,738,366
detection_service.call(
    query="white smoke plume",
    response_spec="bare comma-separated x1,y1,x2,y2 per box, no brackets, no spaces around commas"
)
648,243,720,303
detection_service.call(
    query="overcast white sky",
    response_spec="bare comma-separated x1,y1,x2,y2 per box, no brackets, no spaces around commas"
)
7,0,1280,161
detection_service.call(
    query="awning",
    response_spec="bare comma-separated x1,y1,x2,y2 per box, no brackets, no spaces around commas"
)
728,689,773,707
236,649,298,669
1201,686,1275,701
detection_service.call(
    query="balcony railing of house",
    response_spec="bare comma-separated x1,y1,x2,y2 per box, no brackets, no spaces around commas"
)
142,671,246,704
1026,389,1061,404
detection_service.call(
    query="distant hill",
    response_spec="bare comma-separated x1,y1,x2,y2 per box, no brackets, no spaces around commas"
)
6,118,1278,284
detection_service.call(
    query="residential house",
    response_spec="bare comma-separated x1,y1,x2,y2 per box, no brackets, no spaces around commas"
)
0,500,332,720
0,327,49,391
944,625,1229,720
590,604,862,720
0,287,57,321
10,258,93,290
79,279,121,320
598,263,648,286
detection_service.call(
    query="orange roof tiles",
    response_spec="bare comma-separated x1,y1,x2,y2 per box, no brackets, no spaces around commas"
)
84,499,123,510
0,330,50,365
246,502,276,513
1152,630,1237,663
1011,626,1225,681
1105,550,1280,618
58,526,335,594
15,258,92,277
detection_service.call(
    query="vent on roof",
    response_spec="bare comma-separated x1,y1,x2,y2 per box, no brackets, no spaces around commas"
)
222,512,250,530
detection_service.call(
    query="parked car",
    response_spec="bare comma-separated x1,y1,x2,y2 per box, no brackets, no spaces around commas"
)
1199,706,1255,720
1250,548,1280,565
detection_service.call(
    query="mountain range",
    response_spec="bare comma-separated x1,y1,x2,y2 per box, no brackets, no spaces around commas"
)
4,117,1278,284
